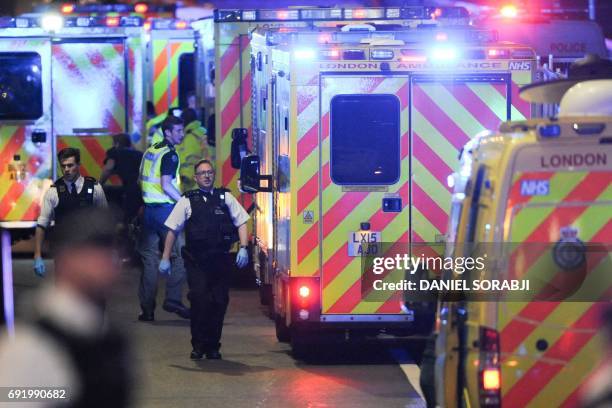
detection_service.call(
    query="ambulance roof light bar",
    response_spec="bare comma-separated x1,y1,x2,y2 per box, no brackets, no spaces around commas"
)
0,17,38,28
151,19,192,30
34,2,175,16
214,6,468,22
64,16,143,28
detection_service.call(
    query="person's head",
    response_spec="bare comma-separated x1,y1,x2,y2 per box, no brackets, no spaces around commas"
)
186,91,197,110
51,207,121,304
161,115,184,145
181,108,198,126
57,147,81,182
193,159,215,190
112,133,132,149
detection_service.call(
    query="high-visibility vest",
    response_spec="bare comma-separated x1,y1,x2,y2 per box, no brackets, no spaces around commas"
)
176,120,211,191
139,142,180,204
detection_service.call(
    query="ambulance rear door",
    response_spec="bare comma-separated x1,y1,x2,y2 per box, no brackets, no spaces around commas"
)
0,34,52,224
319,75,410,318
498,138,612,407
410,74,513,243
148,26,195,115
52,36,128,182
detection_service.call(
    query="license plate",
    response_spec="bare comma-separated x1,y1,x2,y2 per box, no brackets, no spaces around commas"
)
348,231,382,257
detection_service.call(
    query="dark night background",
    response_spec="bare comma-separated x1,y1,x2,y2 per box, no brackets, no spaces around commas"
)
0,1,611,37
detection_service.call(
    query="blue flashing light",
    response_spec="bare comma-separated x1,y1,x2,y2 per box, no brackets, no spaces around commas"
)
294,49,316,59
430,46,458,60
538,124,561,138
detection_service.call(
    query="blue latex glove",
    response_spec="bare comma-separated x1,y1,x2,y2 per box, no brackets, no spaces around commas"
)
34,257,46,277
236,247,249,269
159,258,171,275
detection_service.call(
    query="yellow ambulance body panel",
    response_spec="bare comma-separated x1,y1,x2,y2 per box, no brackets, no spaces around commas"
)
435,116,612,407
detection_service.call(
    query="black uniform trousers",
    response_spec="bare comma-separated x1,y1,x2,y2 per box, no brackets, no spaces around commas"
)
182,247,230,352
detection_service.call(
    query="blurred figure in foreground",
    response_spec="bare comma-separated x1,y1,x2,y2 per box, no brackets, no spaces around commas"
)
0,208,133,407
581,306,612,408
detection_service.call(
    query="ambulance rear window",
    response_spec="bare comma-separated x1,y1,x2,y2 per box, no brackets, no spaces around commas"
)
0,52,43,120
330,94,400,185
178,52,195,109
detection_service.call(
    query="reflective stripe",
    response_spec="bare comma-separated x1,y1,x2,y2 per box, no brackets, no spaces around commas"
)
140,175,161,183
142,192,173,201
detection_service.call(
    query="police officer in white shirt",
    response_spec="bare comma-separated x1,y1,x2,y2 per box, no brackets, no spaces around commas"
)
160,159,249,360
34,148,107,277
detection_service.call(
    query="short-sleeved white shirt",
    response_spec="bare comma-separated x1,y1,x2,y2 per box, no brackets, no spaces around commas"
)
164,189,249,232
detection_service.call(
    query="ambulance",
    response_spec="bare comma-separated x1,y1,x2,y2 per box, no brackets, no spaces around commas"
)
0,14,144,233
431,72,612,406
240,23,536,353
207,5,473,299
194,6,471,221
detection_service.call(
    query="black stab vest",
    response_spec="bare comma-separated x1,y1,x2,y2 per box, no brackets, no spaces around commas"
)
54,177,96,223
35,317,132,408
184,188,238,252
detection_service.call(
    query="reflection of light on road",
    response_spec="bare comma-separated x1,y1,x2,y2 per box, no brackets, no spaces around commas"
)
400,364,424,400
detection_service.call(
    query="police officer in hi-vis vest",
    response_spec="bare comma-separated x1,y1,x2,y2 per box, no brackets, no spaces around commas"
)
34,147,107,277
138,115,189,321
160,159,249,360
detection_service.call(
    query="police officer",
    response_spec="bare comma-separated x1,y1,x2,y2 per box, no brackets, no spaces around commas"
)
160,159,249,360
138,114,189,321
34,147,107,277
1,208,133,407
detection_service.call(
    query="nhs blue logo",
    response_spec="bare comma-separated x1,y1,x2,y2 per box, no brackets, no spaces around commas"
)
520,180,550,196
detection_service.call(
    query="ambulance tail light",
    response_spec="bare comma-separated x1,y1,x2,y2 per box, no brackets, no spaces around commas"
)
60,4,74,14
105,16,120,27
291,277,320,321
478,326,501,407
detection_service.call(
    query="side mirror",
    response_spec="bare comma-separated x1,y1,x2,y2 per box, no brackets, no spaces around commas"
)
240,155,272,193
231,128,249,169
